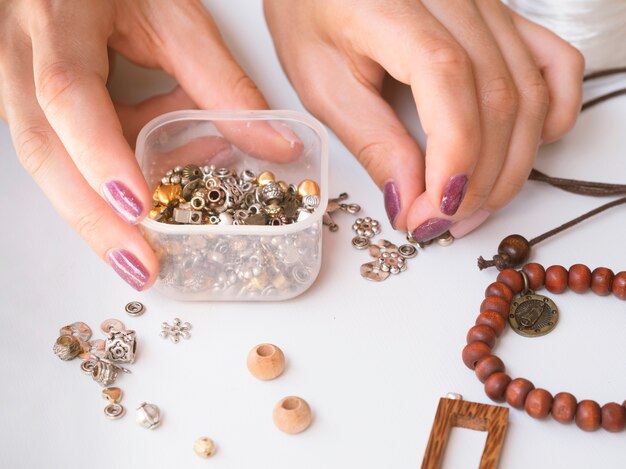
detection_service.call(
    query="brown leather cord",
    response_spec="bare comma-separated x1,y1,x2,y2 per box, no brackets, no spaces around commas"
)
478,67,626,270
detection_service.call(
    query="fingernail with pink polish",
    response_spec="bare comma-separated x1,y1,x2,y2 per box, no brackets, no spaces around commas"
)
410,218,452,243
102,181,143,224
440,174,468,216
383,180,401,228
107,249,149,291
449,209,491,239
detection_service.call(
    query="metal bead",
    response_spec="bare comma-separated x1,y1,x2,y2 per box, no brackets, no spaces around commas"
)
125,301,145,317
104,403,126,420
102,387,123,404
398,244,418,259
297,179,320,198
257,170,276,186
194,437,216,458
436,231,455,247
100,319,126,334
59,322,92,342
52,335,82,361
351,236,370,250
173,207,203,224
136,402,161,429
218,212,233,225
92,360,120,387
104,329,137,363
446,392,464,400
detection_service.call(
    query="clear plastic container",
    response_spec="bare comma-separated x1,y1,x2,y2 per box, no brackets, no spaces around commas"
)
136,110,328,301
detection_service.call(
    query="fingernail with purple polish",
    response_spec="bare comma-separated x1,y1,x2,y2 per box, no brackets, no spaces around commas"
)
107,249,149,291
383,180,401,228
102,181,143,224
411,218,453,243
440,174,468,216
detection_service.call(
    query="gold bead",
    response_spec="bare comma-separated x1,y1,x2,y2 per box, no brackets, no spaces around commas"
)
153,183,182,205
257,170,276,186
247,343,285,380
273,396,312,434
194,437,216,458
297,179,320,198
277,180,289,193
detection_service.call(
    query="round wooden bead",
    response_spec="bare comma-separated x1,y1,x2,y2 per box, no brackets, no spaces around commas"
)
612,271,626,300
552,392,578,424
484,372,511,402
525,389,553,419
497,269,524,294
505,378,535,409
462,342,492,370
601,402,626,432
480,296,510,318
575,400,602,432
194,437,216,458
475,355,505,383
273,396,312,434
466,325,497,348
496,234,530,269
522,263,545,291
545,265,568,294
568,264,592,293
247,343,285,380
484,282,514,303
591,267,614,296
475,311,507,337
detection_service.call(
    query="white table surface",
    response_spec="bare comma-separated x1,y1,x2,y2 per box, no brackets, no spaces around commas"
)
1,2,625,468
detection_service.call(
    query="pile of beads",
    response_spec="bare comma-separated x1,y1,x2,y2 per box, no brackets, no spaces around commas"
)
149,164,320,226
462,263,626,432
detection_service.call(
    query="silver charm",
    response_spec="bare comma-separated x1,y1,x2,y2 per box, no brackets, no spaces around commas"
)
104,329,137,363
352,217,381,238
398,244,418,259
324,193,361,231
52,335,82,361
125,301,145,317
160,318,192,343
136,402,161,429
101,319,126,334
360,239,407,281
92,360,121,387
59,322,92,342
104,403,126,420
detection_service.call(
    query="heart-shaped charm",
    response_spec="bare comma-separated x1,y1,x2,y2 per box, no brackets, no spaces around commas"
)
102,387,122,404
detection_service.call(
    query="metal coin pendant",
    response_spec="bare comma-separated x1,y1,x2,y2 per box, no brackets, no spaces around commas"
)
509,292,559,337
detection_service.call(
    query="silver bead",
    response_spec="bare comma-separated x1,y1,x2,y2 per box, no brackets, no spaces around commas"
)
52,335,82,361
218,212,233,225
92,360,120,387
104,403,126,420
173,207,203,224
136,402,161,429
104,329,137,364
446,392,463,400
125,301,145,317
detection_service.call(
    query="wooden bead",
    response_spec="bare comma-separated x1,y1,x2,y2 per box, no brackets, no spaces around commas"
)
505,378,535,409
525,389,553,419
247,343,285,380
484,281,514,303
466,325,497,348
475,311,507,337
575,400,602,432
480,296,510,318
545,265,568,294
497,269,524,294
601,402,626,432
484,372,511,402
496,234,530,269
194,437,216,458
612,271,626,300
462,342,492,369
591,267,614,296
568,264,592,293
475,355,505,383
522,263,545,290
273,396,312,434
552,392,578,424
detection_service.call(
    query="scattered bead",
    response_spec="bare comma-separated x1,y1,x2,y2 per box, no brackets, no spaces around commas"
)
247,343,285,380
102,387,122,404
273,396,312,434
194,437,216,458
612,271,626,300
136,402,161,430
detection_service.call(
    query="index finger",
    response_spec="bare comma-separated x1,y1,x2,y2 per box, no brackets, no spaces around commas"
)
28,2,150,224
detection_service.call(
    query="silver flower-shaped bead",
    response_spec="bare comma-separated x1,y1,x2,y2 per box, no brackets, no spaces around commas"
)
352,217,381,238
160,318,192,343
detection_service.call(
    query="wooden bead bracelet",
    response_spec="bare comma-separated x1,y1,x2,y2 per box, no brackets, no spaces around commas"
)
462,263,626,432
